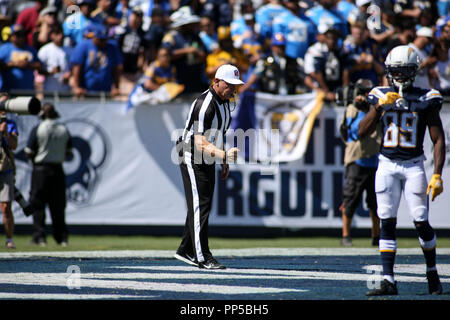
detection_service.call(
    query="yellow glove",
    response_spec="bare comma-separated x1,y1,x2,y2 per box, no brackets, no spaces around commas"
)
379,92,402,106
427,174,443,201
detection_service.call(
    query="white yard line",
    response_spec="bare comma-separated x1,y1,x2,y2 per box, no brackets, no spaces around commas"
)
0,293,160,300
1,247,449,259
0,272,307,295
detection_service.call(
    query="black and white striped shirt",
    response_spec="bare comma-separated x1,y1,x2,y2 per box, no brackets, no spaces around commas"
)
179,87,232,154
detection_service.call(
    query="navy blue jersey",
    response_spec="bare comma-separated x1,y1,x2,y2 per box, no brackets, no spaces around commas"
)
368,86,443,160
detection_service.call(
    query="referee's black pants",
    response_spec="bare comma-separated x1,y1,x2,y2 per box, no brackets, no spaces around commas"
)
177,154,216,263
30,164,68,244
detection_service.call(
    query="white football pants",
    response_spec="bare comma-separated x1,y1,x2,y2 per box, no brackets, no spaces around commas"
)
375,154,428,221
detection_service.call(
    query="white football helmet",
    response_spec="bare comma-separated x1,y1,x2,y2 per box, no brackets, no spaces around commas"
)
385,45,421,89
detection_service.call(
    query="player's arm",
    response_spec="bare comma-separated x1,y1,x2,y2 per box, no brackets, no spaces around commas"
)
358,104,382,137
71,64,86,97
426,107,446,201
427,108,445,176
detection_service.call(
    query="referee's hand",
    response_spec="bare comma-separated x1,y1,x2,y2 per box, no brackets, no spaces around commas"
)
226,147,239,163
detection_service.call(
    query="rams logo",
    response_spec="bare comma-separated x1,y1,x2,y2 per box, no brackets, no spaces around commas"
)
64,119,110,206
12,118,110,216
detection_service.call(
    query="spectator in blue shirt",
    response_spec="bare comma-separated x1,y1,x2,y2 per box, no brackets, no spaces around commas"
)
63,0,102,47
255,0,289,45
0,24,42,92
438,0,450,16
305,0,349,39
272,0,316,59
336,0,358,24
230,0,253,47
70,24,122,97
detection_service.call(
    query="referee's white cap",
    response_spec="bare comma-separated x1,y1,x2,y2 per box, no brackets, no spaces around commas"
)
215,64,244,85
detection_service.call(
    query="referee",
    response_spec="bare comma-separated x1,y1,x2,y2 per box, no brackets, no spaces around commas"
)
174,64,243,269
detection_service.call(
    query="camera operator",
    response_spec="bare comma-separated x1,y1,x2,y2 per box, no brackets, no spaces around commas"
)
338,79,381,247
0,93,18,249
25,103,72,247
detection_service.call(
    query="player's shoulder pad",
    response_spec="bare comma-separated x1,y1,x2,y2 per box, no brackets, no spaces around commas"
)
367,86,392,105
369,86,392,96
418,88,443,102
407,88,443,112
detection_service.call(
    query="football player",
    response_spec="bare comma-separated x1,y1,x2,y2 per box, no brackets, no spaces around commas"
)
359,45,445,296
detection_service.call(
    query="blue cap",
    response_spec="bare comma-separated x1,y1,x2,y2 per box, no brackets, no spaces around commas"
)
93,24,108,40
83,23,96,38
10,24,26,35
271,33,286,46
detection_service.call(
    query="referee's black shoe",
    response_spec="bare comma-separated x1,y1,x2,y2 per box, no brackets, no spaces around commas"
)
198,258,226,270
427,270,443,295
366,279,398,296
174,252,198,267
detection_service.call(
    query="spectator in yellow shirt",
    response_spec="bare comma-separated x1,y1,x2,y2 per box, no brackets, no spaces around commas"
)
205,26,247,81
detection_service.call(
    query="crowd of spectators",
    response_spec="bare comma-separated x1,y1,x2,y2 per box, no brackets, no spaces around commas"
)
0,0,448,101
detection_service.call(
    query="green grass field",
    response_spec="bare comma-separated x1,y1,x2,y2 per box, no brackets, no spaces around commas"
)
1,235,450,252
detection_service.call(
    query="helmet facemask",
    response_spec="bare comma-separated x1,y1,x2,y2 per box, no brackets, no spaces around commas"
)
385,64,418,89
